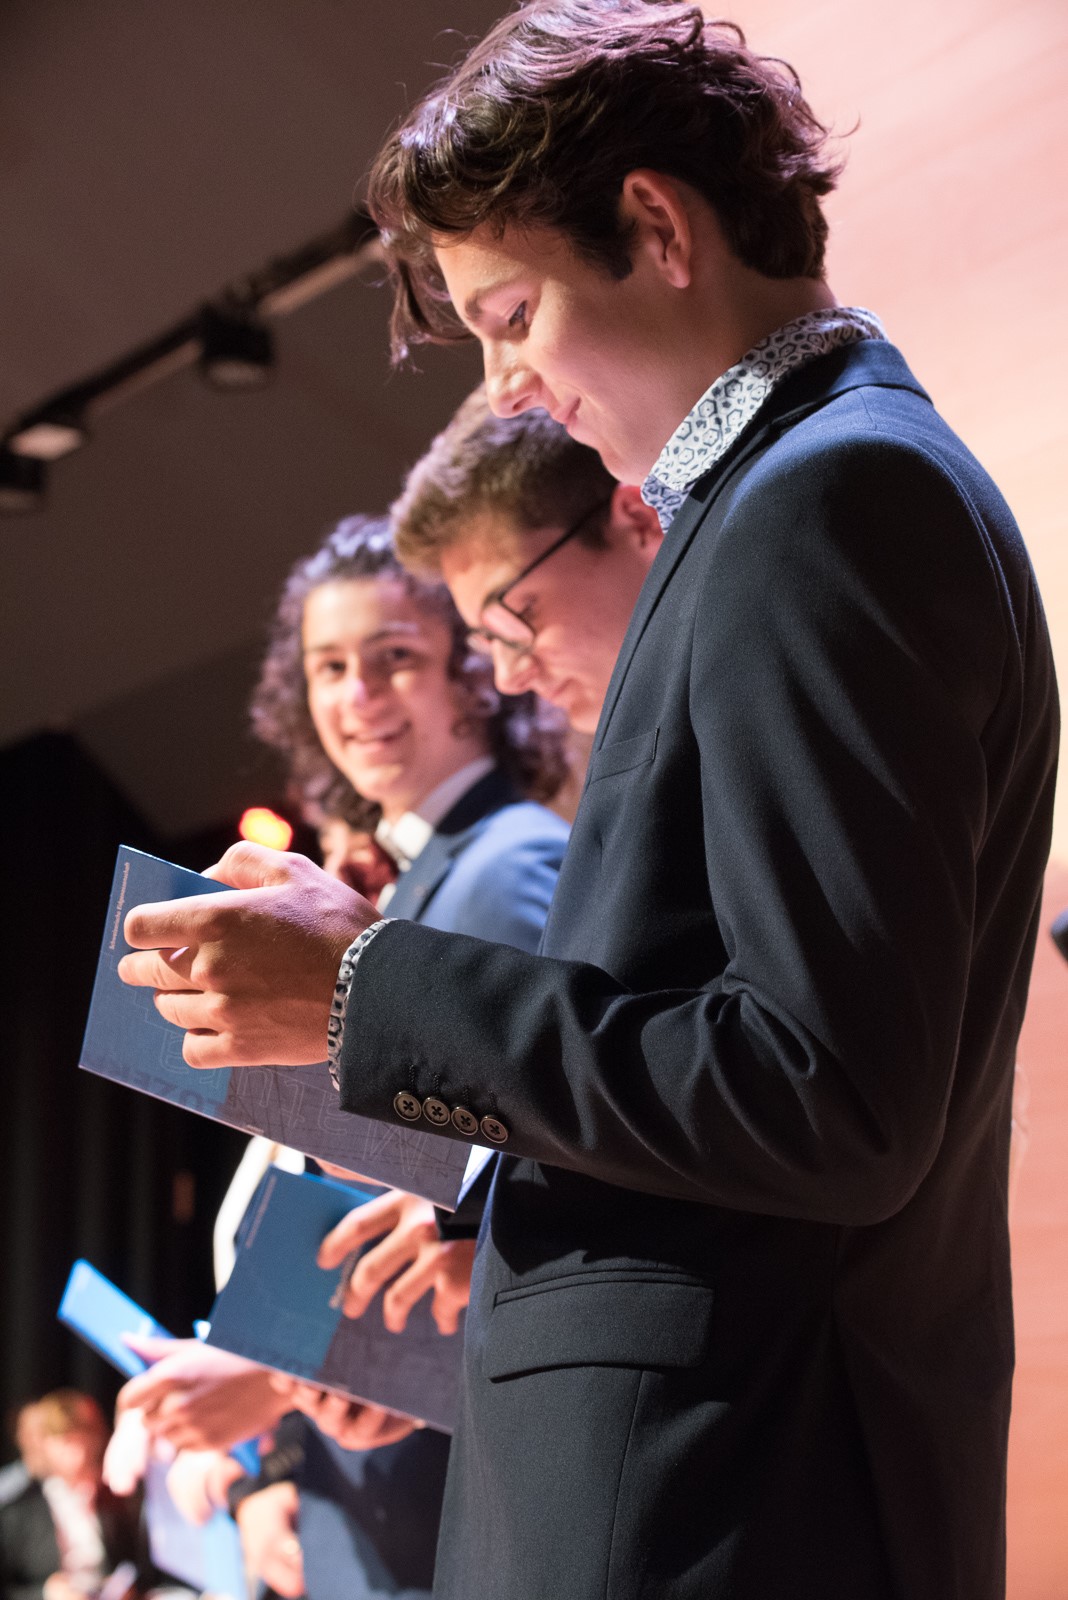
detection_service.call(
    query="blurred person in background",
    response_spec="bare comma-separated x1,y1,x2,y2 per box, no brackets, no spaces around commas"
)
0,1408,49,1510
0,1392,143,1600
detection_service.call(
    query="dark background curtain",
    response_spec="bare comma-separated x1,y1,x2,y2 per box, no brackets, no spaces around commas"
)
0,731,257,1454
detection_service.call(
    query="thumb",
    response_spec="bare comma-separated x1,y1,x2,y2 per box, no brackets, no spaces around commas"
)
202,841,302,890
122,1333,178,1363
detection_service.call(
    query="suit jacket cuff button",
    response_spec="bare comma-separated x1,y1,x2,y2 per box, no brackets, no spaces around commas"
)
393,1091,423,1122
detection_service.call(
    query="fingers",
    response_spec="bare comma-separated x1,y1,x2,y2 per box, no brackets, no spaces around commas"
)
237,1481,304,1600
317,1192,405,1268
432,1283,467,1337
262,1546,305,1600
182,1031,242,1070
381,1253,442,1334
123,892,235,953
121,1333,180,1365
283,1385,419,1451
116,1362,180,1414
152,991,219,1033
289,1388,358,1441
316,1160,384,1186
102,1410,150,1496
286,1382,327,1418
116,947,196,991
202,841,303,890
342,1227,427,1320
338,1404,419,1451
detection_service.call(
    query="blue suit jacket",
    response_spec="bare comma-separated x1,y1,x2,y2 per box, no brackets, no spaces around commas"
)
339,344,1059,1600
299,771,567,1600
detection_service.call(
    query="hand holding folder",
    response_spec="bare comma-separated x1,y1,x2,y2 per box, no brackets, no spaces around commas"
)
81,846,474,1207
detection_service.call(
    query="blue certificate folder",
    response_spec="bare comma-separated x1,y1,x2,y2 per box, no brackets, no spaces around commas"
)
80,845,471,1208
57,1263,248,1600
58,1260,172,1378
207,1167,463,1434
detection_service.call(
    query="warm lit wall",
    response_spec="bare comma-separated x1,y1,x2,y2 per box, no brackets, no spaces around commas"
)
716,0,1068,864
704,2,1068,1593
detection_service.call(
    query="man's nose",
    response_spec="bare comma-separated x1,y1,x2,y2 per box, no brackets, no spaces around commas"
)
491,642,538,696
484,347,538,418
344,666,378,706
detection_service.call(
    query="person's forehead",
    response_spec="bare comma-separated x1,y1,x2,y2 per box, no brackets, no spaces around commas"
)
302,577,438,644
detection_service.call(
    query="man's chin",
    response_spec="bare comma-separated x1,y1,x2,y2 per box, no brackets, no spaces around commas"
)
561,698,598,735
585,434,651,487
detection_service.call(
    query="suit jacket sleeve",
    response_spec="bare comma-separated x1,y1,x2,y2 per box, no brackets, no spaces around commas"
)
339,435,1049,1224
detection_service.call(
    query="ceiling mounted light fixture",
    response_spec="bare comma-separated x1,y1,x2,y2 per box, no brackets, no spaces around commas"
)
198,304,275,391
0,447,46,514
7,405,89,461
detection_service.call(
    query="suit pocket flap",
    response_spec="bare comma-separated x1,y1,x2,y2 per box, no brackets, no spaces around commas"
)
586,727,658,783
484,1272,714,1380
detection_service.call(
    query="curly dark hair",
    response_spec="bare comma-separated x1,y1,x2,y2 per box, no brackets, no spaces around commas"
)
367,0,844,359
250,515,570,825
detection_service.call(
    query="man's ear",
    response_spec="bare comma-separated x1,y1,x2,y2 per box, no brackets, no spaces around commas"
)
620,170,694,290
610,484,665,569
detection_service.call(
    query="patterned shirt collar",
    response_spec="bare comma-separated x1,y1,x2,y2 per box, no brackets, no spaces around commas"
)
641,306,887,531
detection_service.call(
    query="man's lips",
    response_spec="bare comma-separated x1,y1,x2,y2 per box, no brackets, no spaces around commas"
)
342,721,410,749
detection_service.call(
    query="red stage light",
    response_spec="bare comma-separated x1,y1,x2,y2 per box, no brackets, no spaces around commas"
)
239,806,293,851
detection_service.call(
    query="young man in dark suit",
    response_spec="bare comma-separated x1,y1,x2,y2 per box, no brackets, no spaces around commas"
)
120,4,1059,1595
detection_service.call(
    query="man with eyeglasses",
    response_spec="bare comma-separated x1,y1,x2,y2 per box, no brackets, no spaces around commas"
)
391,395,661,737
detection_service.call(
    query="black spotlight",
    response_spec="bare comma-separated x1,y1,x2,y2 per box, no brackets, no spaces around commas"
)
198,304,274,391
7,405,88,461
1052,907,1068,965
0,447,46,514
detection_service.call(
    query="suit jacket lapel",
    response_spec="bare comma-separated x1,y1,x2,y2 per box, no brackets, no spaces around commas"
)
384,768,520,923
386,831,460,922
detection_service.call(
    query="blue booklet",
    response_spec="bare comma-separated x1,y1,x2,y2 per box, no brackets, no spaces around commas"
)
58,1260,261,1477
80,845,472,1208
58,1260,172,1379
57,1262,249,1599
206,1167,463,1434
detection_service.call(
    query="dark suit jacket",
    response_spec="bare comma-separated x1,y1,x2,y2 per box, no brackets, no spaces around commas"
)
301,770,568,1600
0,1480,142,1600
339,343,1059,1600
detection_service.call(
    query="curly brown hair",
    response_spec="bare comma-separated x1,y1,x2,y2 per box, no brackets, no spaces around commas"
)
250,515,569,825
367,0,843,358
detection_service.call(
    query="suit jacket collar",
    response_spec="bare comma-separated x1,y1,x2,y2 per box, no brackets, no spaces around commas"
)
594,342,930,746
384,767,520,923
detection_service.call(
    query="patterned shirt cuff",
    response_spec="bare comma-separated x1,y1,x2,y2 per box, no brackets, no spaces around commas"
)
328,920,392,1090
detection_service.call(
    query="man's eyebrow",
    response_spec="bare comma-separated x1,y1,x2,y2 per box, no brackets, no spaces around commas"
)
463,275,522,324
